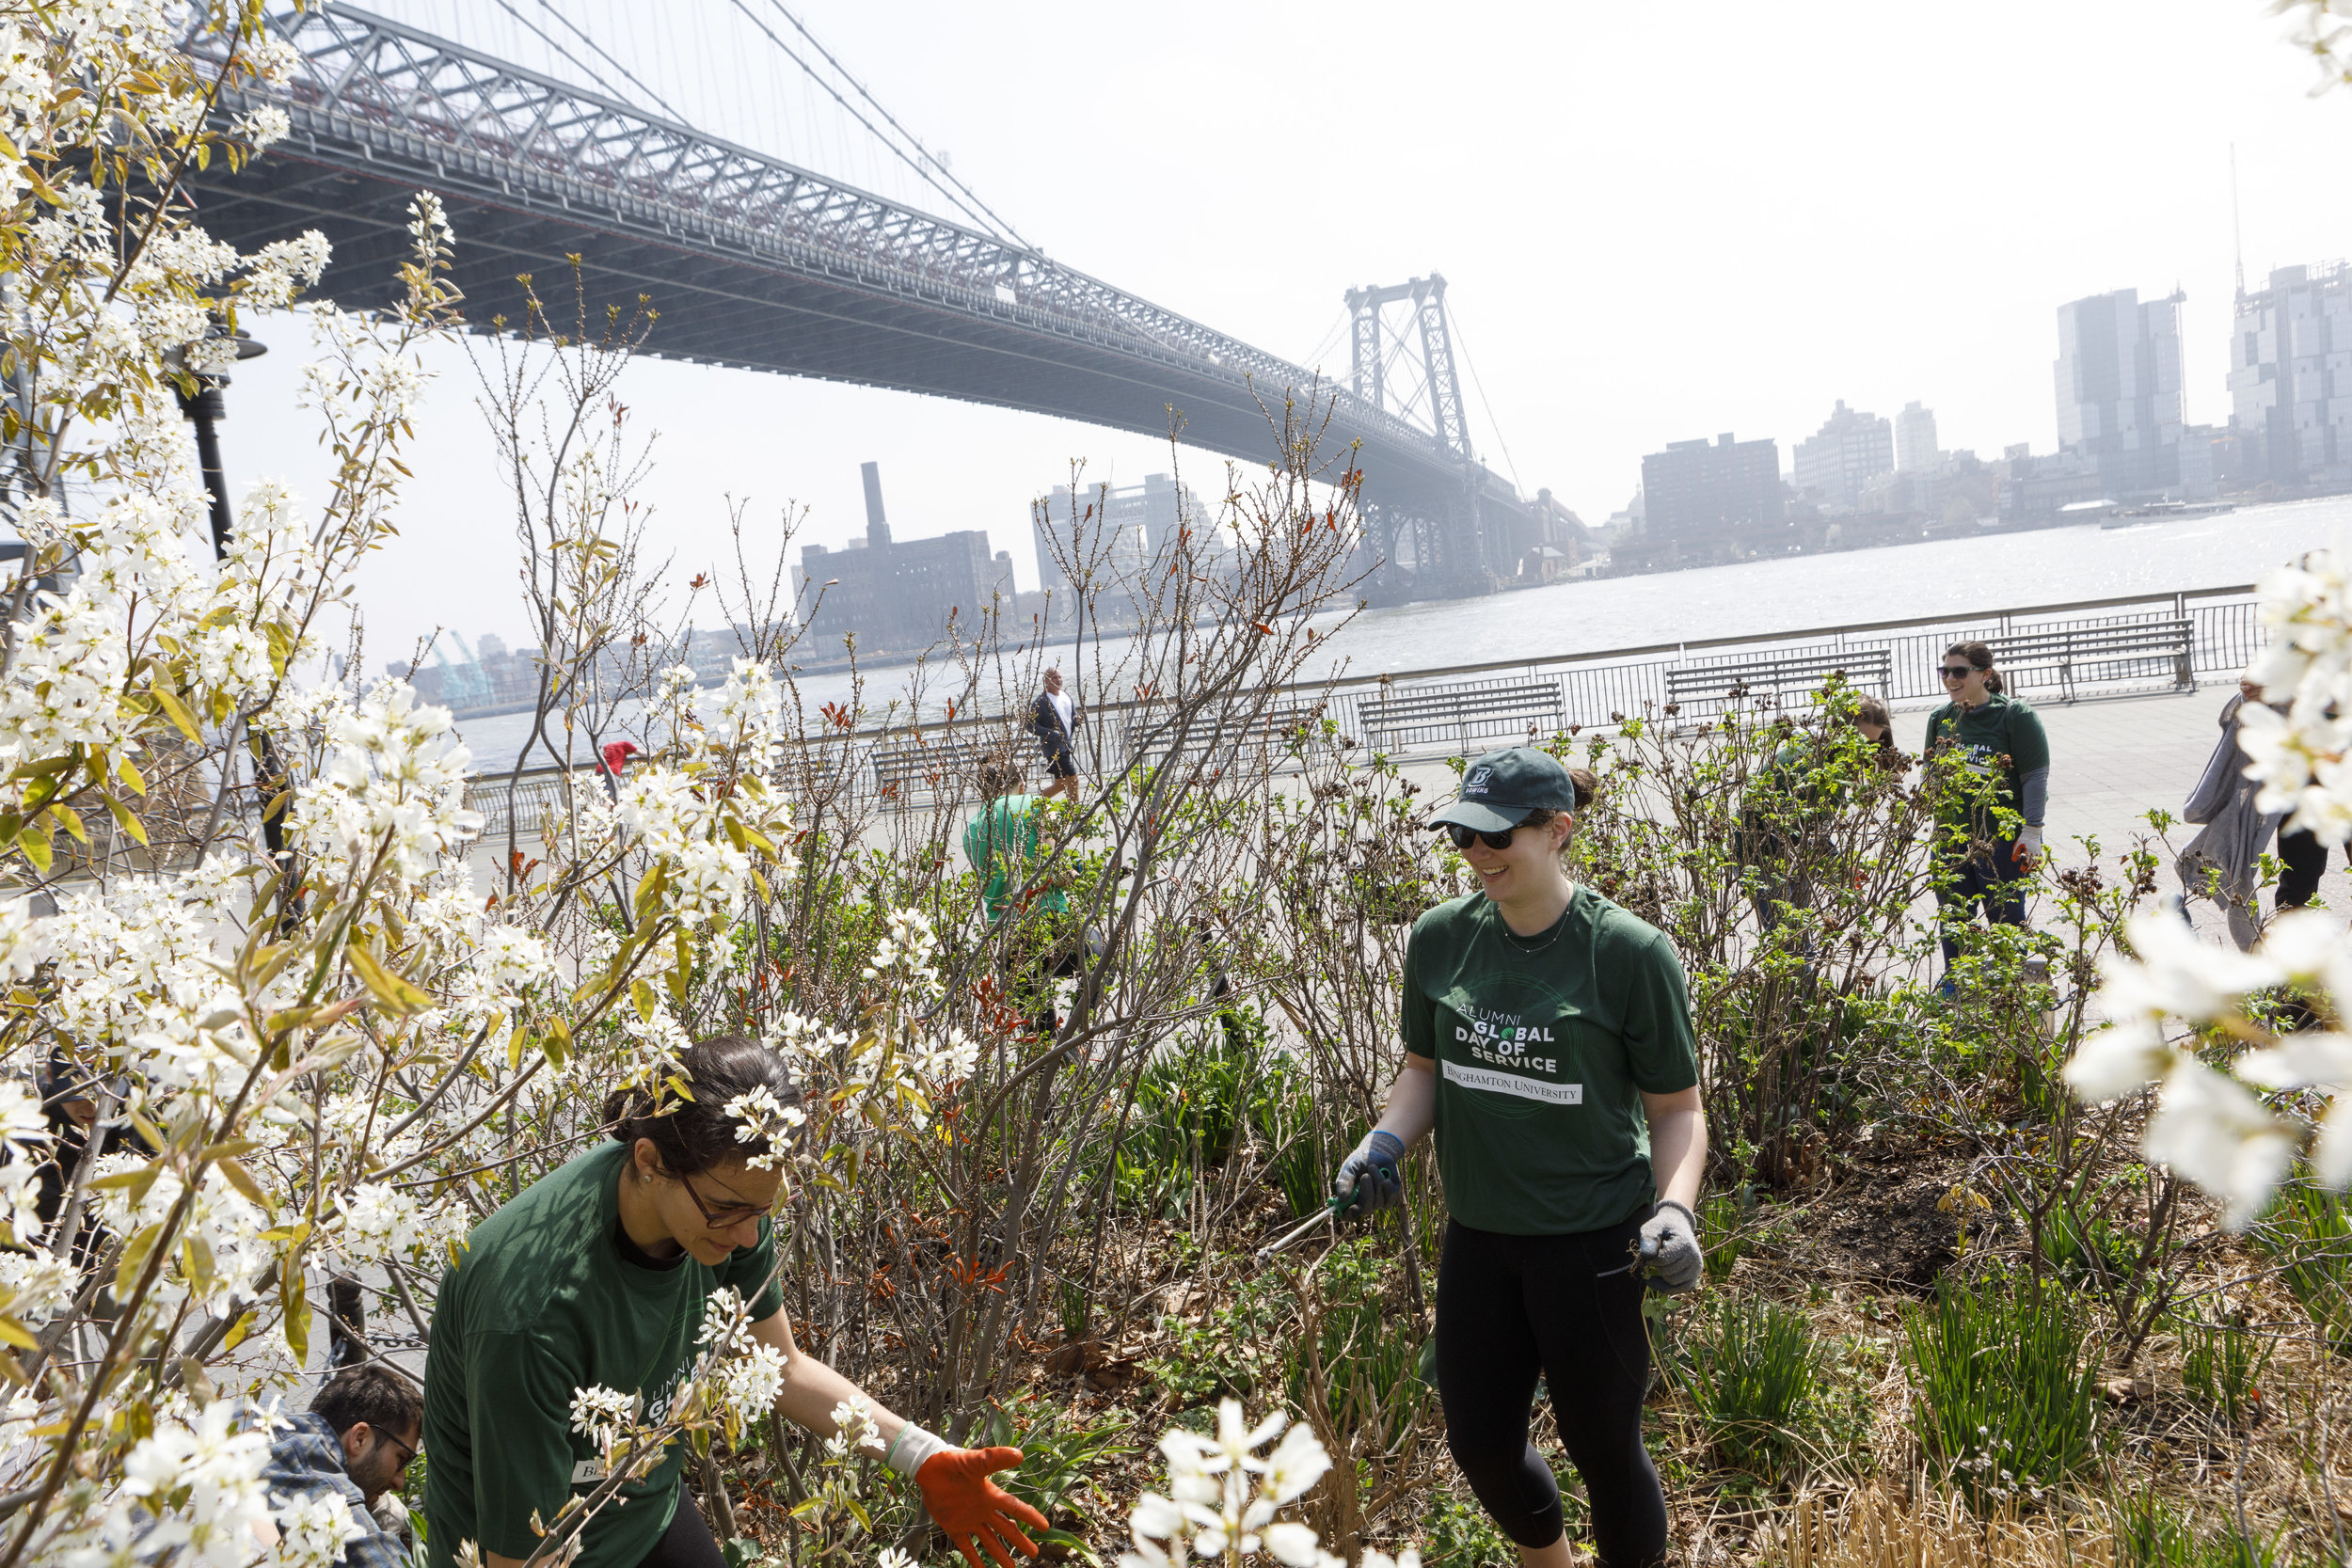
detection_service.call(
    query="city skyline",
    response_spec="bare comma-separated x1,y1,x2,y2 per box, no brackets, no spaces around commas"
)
207,1,2352,659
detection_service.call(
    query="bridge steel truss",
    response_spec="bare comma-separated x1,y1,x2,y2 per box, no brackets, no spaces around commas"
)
177,4,1534,597
1344,274,1510,589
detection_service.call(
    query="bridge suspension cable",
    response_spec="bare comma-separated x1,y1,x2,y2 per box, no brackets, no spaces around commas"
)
1446,303,1523,494
498,0,691,125
742,0,1036,252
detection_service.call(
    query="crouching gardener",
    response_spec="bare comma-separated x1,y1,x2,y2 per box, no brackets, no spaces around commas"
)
422,1034,1048,1568
1333,747,1707,1568
261,1364,422,1568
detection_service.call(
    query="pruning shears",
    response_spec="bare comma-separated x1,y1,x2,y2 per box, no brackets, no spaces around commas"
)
1253,1186,1359,1262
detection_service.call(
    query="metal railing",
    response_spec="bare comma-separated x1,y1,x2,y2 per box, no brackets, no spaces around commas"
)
459,584,2266,823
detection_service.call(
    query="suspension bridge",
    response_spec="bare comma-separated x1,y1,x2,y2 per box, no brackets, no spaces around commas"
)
180,3,1567,601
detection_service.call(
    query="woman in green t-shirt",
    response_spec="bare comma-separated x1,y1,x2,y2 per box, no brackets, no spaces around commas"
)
1923,641,2051,979
1331,746,1707,1568
422,1036,1047,1568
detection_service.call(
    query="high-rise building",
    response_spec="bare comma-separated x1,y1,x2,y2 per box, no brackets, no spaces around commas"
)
2054,286,2185,497
792,462,1004,654
1639,433,1783,536
1029,471,1217,623
1895,402,1939,474
1791,401,1895,510
2228,262,2352,485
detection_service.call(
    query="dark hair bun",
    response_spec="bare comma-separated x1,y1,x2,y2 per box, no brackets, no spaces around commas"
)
607,1034,803,1177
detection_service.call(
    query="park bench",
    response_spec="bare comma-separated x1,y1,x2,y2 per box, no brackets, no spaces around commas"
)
869,733,998,805
1985,617,2193,704
1122,698,1330,775
1662,647,1893,715
1357,677,1565,753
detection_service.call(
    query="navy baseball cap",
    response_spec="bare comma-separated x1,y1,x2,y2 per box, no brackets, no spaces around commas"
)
1430,746,1580,834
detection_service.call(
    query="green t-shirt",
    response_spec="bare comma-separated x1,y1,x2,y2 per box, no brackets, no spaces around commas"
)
1401,886,1700,1236
421,1142,786,1568
1925,694,2049,828
961,794,1069,923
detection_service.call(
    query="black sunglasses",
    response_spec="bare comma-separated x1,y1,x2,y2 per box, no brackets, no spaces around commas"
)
1940,665,1977,680
1444,822,1522,851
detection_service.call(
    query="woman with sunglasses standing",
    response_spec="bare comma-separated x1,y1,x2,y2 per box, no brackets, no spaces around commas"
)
422,1035,1047,1568
1329,746,1706,1568
1924,641,2050,983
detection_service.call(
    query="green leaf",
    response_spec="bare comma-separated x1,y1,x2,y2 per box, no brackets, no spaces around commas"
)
116,1221,165,1299
346,945,432,1017
281,1245,310,1364
103,795,149,847
150,686,201,744
632,862,669,922
216,1158,270,1212
15,824,52,874
90,1164,162,1207
1040,1529,1102,1567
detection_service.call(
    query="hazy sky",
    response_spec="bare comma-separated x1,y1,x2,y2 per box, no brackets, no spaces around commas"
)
215,1,2352,666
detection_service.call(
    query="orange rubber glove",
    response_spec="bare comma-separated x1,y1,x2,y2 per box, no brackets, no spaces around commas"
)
916,1447,1049,1568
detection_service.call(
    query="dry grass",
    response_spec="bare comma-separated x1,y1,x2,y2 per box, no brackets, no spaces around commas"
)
1770,1486,2114,1568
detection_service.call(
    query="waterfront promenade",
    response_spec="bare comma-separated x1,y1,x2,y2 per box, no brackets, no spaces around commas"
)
1391,678,2348,948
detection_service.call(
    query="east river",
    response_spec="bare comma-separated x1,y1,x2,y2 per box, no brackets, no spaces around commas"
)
452,494,2352,771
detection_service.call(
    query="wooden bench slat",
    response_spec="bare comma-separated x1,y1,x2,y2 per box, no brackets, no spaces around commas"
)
1981,618,2193,702
1666,647,1892,704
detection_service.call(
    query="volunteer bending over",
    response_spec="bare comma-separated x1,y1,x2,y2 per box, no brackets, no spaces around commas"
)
422,1034,1046,1568
1334,748,1706,1568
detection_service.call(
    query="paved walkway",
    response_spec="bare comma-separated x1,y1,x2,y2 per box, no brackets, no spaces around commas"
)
1388,680,2347,949
2026,683,2350,941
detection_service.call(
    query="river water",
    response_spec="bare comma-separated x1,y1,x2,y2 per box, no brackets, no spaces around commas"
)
451,495,2352,770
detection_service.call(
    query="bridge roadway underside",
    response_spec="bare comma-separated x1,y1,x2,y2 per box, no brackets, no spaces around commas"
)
183,139,1525,574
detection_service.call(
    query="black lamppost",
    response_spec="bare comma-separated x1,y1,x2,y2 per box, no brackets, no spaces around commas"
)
165,325,267,561
167,322,294,886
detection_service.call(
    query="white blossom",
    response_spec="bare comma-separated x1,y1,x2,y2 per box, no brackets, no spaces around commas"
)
2143,1060,2298,1229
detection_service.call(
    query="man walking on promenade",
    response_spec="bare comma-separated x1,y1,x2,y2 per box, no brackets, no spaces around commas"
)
1033,667,1082,800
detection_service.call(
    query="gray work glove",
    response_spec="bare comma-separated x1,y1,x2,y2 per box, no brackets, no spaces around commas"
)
1331,1130,1406,1216
1637,1199,1703,1292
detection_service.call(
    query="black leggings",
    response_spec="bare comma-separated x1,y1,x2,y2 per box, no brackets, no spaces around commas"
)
638,1496,723,1568
2280,828,2338,910
1436,1214,1667,1567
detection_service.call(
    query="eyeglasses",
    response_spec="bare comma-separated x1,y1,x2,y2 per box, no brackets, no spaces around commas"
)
380,1429,421,1469
1444,823,1521,851
676,1169,771,1229
1940,666,1977,680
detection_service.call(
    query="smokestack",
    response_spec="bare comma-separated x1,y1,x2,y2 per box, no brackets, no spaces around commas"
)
860,461,891,548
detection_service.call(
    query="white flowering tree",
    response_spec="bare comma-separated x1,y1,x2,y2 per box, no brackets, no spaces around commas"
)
0,7,874,1566
2068,557,2352,1225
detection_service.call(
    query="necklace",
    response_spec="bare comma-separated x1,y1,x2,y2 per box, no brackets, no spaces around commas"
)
1494,892,1573,954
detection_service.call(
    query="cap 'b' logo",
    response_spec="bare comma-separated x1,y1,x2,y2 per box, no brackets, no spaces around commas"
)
1464,766,1494,796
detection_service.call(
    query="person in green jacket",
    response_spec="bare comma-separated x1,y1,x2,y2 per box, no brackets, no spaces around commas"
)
422,1035,1048,1568
1330,747,1707,1568
961,755,1082,1031
1924,640,2050,976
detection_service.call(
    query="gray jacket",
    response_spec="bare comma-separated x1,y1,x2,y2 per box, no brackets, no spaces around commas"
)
2181,691,2282,905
